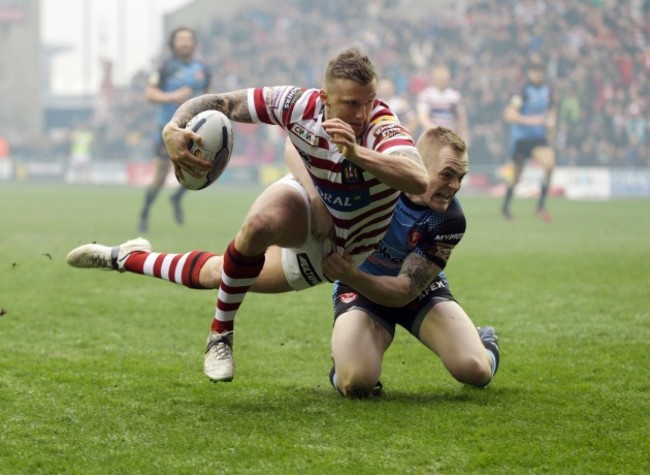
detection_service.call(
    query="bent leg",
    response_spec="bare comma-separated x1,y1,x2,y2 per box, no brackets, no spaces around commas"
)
331,310,392,397
235,180,311,255
417,301,494,387
212,180,311,333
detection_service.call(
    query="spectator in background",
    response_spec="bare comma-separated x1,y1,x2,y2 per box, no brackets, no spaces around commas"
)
137,26,211,233
416,64,470,146
378,78,417,136
99,0,648,170
502,62,557,222
66,121,94,184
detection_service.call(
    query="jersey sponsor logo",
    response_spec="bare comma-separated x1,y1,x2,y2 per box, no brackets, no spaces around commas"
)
434,233,464,241
283,87,300,110
429,243,453,262
291,123,318,146
296,253,322,287
407,230,421,248
317,188,371,212
339,292,358,304
373,122,404,141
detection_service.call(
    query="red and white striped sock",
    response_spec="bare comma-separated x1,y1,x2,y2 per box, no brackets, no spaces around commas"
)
211,240,265,334
123,250,214,289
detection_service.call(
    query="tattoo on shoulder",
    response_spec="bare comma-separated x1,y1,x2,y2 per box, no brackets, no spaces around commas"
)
400,254,439,297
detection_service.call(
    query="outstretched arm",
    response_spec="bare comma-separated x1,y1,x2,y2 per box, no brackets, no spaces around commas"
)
162,90,252,178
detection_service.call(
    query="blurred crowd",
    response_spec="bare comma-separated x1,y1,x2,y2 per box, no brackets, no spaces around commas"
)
43,0,650,167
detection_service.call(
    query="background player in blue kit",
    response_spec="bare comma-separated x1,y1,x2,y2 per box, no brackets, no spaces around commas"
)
324,127,499,398
501,62,556,222
138,26,212,233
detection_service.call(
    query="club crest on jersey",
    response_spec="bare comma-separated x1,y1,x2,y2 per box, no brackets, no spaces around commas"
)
407,230,421,248
342,161,363,184
291,123,318,146
339,292,358,304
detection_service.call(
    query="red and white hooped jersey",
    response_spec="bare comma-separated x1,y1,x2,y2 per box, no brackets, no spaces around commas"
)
248,86,418,261
416,86,463,131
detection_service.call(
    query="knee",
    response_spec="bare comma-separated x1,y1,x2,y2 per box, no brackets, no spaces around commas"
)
447,355,492,387
239,213,276,248
336,369,379,399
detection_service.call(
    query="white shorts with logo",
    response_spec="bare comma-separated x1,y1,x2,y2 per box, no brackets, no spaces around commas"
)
278,175,373,291
279,175,335,291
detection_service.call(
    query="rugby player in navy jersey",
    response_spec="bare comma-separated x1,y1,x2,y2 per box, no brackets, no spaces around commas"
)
137,27,212,233
324,127,500,398
502,62,557,222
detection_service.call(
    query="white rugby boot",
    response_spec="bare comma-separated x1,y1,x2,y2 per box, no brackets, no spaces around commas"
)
66,237,152,272
204,331,235,382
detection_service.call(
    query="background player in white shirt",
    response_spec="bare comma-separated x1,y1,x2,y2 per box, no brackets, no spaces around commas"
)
378,78,417,136
416,64,470,146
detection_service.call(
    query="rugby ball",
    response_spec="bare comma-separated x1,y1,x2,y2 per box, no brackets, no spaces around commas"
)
178,110,234,190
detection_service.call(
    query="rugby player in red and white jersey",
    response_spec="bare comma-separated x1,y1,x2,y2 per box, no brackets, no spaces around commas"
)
416,64,470,145
67,47,427,383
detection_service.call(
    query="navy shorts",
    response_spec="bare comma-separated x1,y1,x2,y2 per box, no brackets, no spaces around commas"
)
333,274,456,340
512,137,548,165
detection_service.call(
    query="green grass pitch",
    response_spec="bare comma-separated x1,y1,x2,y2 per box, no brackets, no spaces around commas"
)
1,183,648,474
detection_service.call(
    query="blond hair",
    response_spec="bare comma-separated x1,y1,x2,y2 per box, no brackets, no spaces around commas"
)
323,47,377,88
416,126,467,165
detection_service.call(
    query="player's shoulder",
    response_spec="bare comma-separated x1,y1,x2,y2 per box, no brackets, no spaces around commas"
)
428,197,466,232
445,197,466,221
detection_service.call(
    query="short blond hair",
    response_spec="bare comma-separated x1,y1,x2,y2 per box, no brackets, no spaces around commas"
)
323,47,377,88
416,126,467,165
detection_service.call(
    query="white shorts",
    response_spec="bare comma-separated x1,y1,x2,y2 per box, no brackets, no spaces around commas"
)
279,175,335,291
278,175,373,291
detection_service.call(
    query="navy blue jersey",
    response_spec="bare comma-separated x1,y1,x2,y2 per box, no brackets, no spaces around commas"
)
152,57,211,126
356,194,466,280
509,82,553,143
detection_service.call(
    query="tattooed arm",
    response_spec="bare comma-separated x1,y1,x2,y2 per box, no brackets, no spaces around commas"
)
324,251,443,307
162,90,252,178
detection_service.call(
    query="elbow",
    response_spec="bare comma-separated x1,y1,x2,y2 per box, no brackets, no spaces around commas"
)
408,171,429,195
